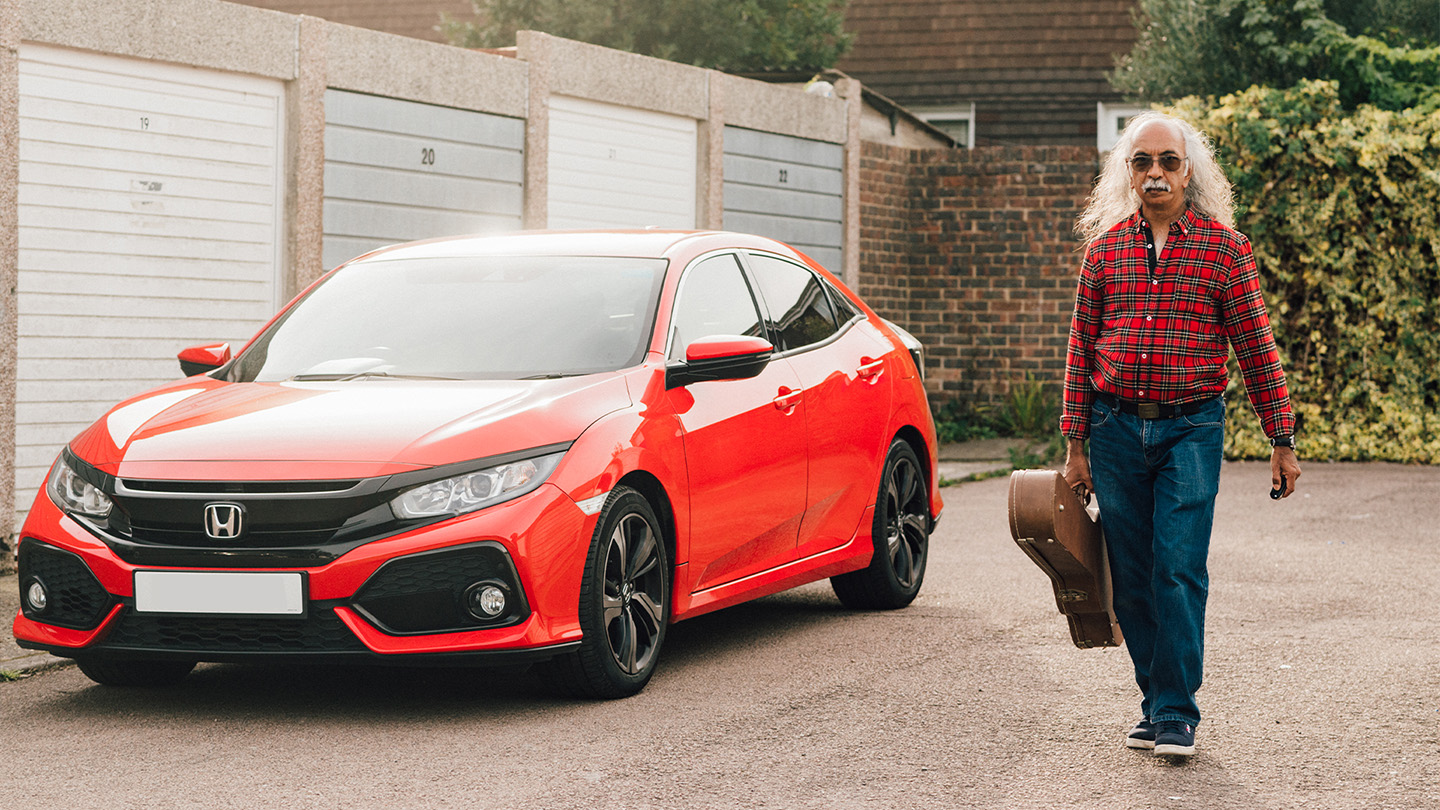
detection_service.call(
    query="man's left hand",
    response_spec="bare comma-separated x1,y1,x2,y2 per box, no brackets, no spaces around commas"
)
1271,447,1301,498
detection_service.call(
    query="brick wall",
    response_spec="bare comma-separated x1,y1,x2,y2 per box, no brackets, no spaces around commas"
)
857,141,1101,405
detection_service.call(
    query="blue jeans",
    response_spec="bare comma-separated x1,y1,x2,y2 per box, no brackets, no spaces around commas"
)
1087,395,1224,728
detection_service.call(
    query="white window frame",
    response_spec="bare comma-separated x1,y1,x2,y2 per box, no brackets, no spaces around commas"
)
910,103,976,149
1097,102,1149,152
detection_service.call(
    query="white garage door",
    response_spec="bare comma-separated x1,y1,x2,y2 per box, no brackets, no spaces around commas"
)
723,127,844,271
323,91,525,270
14,44,284,525
547,95,697,229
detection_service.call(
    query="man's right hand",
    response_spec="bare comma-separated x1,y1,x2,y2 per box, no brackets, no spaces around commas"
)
1063,437,1093,501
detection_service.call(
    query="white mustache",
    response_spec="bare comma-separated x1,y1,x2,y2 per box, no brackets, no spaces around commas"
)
1143,179,1171,193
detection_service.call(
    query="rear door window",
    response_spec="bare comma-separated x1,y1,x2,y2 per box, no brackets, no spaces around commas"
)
745,254,841,352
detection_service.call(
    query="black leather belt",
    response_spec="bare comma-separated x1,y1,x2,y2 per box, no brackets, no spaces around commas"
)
1097,392,1218,420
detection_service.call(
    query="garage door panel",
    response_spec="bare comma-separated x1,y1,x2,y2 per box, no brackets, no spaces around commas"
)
21,272,268,306
547,95,697,230
21,92,276,149
323,164,524,214
16,45,284,529
547,159,695,199
721,183,844,221
26,141,278,189
725,126,844,167
21,204,275,245
326,90,524,147
722,126,843,271
722,211,843,249
325,127,524,182
20,291,270,324
21,251,273,284
14,356,182,381
20,60,279,127
22,312,270,342
722,153,843,196
323,90,524,270
21,225,275,264
22,183,275,226
23,118,275,170
324,200,521,245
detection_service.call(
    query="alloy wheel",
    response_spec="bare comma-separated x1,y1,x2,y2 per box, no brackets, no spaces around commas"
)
883,454,928,590
602,512,665,675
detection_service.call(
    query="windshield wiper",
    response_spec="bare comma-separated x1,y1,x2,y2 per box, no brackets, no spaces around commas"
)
288,372,459,381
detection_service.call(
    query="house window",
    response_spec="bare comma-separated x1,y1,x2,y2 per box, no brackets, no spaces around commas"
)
1097,102,1149,152
911,103,976,149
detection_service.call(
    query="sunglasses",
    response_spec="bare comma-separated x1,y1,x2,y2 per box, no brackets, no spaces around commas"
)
1129,153,1187,172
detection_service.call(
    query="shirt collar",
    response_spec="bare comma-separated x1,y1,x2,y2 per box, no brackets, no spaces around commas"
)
1131,205,1198,237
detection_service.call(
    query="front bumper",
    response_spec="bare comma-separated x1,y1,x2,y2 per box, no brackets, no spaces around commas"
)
12,482,594,665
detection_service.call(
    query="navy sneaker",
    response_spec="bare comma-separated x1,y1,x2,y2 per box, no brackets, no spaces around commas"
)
1125,719,1156,750
1153,721,1196,757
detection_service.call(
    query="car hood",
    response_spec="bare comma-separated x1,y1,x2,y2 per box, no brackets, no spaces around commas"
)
68,375,633,480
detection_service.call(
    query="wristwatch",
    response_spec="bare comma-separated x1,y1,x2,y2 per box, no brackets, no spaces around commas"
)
1269,435,1296,450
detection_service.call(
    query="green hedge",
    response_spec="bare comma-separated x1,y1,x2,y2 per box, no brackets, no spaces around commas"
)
1171,81,1440,462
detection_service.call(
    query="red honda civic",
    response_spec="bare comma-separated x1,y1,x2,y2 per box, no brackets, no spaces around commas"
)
13,230,943,698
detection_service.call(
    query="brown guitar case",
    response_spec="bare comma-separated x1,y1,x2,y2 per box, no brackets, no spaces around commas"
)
1007,469,1123,649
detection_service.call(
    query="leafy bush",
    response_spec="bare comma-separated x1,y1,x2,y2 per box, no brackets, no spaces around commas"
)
1171,81,1440,462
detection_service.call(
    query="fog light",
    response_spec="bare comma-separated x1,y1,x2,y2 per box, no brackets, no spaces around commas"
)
464,582,507,619
25,578,49,613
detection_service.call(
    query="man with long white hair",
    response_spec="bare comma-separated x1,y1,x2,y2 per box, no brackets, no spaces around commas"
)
1060,111,1303,758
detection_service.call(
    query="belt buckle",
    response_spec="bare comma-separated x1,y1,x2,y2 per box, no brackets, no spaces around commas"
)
1137,403,1161,419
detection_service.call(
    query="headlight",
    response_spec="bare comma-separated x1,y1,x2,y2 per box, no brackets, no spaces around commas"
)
390,451,564,520
47,455,113,518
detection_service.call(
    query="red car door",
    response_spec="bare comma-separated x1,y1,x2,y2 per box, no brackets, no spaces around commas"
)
744,253,895,560
663,253,808,591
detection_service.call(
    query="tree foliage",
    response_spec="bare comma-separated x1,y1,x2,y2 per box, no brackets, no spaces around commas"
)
1113,0,1440,108
1169,81,1440,462
441,0,853,73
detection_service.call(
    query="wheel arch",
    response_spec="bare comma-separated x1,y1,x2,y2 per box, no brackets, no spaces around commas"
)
892,423,940,524
614,470,677,587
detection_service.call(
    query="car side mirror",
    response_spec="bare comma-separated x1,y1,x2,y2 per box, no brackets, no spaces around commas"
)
177,342,232,377
665,335,773,389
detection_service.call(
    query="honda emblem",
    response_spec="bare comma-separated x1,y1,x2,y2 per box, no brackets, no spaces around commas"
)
204,502,245,540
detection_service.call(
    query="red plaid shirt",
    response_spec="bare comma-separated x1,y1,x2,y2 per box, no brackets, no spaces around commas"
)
1061,207,1295,440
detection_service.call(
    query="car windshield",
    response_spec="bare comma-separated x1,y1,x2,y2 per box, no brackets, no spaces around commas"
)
228,255,668,382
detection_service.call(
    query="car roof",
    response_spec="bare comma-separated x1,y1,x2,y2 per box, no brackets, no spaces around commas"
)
347,229,804,264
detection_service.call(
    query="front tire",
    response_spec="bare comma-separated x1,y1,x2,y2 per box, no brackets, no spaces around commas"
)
75,656,196,687
830,439,930,610
545,486,669,699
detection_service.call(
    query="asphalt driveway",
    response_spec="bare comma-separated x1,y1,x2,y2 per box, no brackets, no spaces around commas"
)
2,460,1436,809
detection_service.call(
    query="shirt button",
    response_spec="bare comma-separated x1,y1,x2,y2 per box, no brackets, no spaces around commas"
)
1146,315,1154,322
1141,353,1148,359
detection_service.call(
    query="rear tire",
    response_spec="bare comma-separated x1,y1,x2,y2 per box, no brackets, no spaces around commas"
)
543,486,669,699
830,439,930,610
75,657,196,687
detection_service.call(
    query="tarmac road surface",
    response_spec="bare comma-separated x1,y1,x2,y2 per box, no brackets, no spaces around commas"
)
2,461,1436,809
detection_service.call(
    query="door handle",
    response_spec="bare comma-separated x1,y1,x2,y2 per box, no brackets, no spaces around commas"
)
857,357,885,379
773,387,802,411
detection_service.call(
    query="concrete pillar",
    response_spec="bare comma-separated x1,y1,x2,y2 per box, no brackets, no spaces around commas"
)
836,76,863,292
287,15,327,295
699,71,725,230
517,30,549,229
1,0,19,561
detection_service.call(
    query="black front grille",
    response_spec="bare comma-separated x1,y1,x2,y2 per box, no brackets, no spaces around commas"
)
354,543,529,634
102,608,365,654
17,541,113,630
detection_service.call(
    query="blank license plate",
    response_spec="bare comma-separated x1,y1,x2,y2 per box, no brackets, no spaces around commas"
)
134,571,306,616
